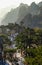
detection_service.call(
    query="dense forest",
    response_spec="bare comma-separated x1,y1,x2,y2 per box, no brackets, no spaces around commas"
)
0,23,42,65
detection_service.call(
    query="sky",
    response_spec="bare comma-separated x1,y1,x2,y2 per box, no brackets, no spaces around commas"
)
0,0,42,9
0,0,42,25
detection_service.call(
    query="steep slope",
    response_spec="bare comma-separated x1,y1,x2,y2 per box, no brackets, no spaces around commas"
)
28,2,40,15
1,3,28,25
1,2,42,28
22,13,42,28
1,8,19,25
38,2,42,7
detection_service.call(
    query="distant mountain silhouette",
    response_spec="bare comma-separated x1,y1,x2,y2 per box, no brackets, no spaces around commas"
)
1,2,42,28
38,2,42,7
28,2,40,15
22,13,42,28
1,3,28,25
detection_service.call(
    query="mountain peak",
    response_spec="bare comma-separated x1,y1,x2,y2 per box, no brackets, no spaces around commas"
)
19,3,28,7
20,3,24,6
30,2,39,11
1,2,42,28
19,3,25,7
31,2,36,6
38,1,42,7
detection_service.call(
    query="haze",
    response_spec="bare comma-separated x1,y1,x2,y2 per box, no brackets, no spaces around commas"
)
0,0,42,25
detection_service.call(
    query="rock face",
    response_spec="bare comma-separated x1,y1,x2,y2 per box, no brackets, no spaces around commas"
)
38,2,42,7
1,3,28,25
1,2,42,28
22,13,42,28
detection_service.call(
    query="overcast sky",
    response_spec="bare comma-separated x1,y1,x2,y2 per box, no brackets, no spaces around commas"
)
0,0,42,9
0,0,42,25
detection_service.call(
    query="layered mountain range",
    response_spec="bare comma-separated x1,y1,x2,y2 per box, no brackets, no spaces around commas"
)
1,2,42,28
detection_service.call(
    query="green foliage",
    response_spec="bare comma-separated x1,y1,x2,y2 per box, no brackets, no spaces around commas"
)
16,28,42,49
0,34,11,44
4,48,16,53
25,46,42,65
